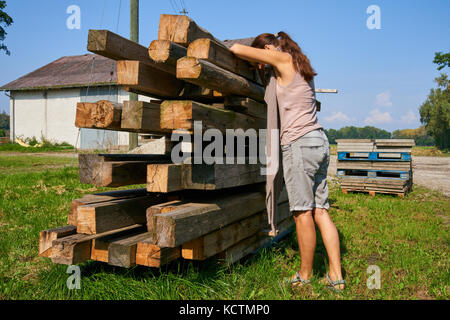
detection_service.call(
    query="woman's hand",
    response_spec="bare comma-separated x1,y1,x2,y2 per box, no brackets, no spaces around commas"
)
230,43,291,70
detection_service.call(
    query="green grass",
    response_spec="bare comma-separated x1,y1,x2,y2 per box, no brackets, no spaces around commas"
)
0,143,74,153
0,155,448,300
0,154,77,174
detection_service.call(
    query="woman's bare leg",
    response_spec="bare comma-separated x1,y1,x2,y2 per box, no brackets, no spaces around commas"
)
292,210,316,281
313,208,344,289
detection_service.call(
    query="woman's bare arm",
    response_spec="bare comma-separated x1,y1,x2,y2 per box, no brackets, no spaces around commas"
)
230,43,291,69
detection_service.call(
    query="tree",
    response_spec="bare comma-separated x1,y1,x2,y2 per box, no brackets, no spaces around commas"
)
0,111,9,130
433,52,450,71
0,0,13,55
392,126,434,146
419,74,450,150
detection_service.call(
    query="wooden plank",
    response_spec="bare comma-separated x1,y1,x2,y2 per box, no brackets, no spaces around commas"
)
39,225,77,258
50,224,143,265
117,60,184,98
160,100,266,133
182,202,290,260
336,161,411,171
108,232,151,268
158,14,224,47
68,188,148,225
224,96,267,119
120,100,168,134
147,163,265,192
76,195,167,234
187,38,259,83
152,191,268,247
149,39,187,67
177,57,265,102
136,241,181,268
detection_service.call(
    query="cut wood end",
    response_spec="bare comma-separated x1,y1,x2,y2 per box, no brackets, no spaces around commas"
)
187,38,211,59
149,40,171,62
177,57,202,79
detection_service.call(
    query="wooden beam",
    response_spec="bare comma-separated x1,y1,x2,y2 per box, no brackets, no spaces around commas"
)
117,60,184,98
149,40,187,67
224,96,267,119
88,29,173,75
68,188,148,225
120,100,168,134
147,163,265,193
76,194,167,234
181,202,290,260
187,38,260,84
136,240,181,268
78,153,171,188
39,225,77,258
151,191,268,247
91,225,146,263
108,232,151,268
219,216,295,265
75,102,96,128
177,57,265,102
50,224,143,265
158,14,224,47
160,100,266,133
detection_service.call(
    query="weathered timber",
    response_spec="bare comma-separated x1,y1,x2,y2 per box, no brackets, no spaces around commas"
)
149,40,187,67
76,194,168,234
152,191,269,247
50,224,143,265
87,29,173,75
75,102,96,128
187,38,260,83
79,154,171,188
91,225,147,263
121,100,168,134
108,232,152,268
68,188,148,225
158,14,224,47
147,163,265,193
160,100,266,133
136,240,181,268
220,216,295,265
91,100,122,129
224,96,267,119
182,202,290,260
39,225,77,258
117,60,184,98
177,57,265,102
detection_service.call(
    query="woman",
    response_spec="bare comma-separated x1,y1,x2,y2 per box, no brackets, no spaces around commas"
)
230,32,345,291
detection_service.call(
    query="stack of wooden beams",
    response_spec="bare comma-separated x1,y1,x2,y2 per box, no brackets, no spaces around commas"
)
39,14,297,269
336,139,415,197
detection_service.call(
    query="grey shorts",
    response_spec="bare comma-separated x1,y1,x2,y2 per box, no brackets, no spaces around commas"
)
281,129,330,212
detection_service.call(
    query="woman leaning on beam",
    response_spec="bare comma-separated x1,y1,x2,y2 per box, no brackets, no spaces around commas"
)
230,32,345,291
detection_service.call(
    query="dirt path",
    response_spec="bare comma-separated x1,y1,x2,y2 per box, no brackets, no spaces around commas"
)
328,155,450,196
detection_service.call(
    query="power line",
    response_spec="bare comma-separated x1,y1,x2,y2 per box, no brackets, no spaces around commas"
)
169,0,178,13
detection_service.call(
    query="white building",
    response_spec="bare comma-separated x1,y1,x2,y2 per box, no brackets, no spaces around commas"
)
1,54,154,150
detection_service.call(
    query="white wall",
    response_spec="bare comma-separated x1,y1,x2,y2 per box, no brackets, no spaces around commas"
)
46,89,81,146
12,91,47,142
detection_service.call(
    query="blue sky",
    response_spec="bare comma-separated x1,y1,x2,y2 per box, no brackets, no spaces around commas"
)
0,0,449,131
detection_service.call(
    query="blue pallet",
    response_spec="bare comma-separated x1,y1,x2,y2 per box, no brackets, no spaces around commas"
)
337,169,411,180
338,151,411,162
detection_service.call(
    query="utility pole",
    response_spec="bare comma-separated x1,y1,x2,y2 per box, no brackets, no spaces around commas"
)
129,0,139,150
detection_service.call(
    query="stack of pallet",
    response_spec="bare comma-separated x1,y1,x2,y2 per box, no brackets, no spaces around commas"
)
336,139,415,197
39,15,297,269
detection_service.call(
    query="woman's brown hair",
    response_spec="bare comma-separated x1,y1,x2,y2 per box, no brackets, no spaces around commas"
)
251,32,317,82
